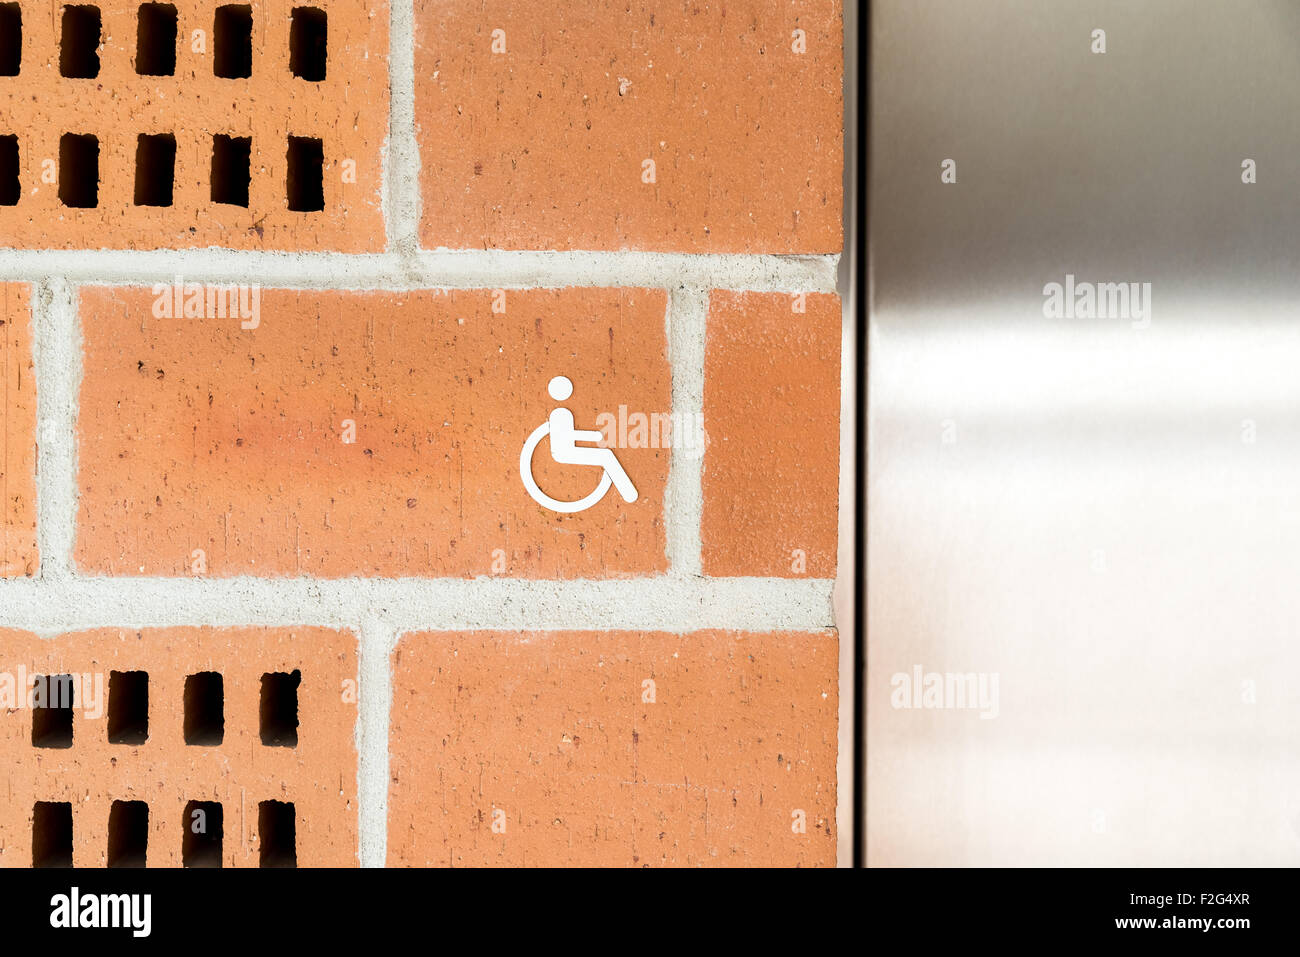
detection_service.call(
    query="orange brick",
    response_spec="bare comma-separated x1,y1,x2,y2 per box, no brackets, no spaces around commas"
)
0,626,357,867
702,291,840,577
75,286,670,577
0,1,387,250
387,629,838,866
1,282,36,577
414,0,843,253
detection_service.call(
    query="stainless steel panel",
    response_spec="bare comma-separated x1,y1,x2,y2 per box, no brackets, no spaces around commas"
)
868,0,1300,865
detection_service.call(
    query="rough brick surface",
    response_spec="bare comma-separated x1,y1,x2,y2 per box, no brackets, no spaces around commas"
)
1,283,35,577
414,0,843,253
0,626,357,867
702,291,840,577
0,1,387,250
75,286,670,577
387,629,838,866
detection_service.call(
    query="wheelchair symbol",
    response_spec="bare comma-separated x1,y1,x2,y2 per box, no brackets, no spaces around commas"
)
520,376,638,514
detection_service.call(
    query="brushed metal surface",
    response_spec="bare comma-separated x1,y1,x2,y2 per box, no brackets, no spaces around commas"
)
867,0,1300,865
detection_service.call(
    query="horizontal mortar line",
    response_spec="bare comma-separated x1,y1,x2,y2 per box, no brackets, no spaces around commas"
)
0,576,835,634
0,250,840,292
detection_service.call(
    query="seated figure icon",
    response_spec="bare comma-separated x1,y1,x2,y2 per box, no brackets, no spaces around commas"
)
520,376,639,513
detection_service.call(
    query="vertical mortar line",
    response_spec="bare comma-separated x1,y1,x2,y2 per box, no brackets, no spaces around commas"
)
356,614,396,867
386,0,422,256
664,286,708,577
33,278,80,581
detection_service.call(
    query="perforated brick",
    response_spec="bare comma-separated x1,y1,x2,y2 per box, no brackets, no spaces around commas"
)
0,626,357,867
0,1,387,250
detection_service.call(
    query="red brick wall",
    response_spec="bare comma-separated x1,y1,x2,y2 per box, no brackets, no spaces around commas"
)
0,0,844,867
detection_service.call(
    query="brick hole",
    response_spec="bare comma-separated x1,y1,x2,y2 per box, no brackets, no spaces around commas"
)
0,3,21,76
107,800,148,867
259,669,300,746
289,7,326,82
107,670,149,744
257,800,296,867
210,133,250,206
183,671,224,745
57,132,97,208
213,4,251,78
135,3,176,76
32,802,73,868
59,5,101,79
31,674,74,748
0,134,18,205
285,136,322,211
133,132,175,207
182,800,223,867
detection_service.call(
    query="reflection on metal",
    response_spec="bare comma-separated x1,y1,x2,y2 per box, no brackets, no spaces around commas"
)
867,0,1300,865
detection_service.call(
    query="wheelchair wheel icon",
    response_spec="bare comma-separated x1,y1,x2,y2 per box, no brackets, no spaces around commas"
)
520,421,613,513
